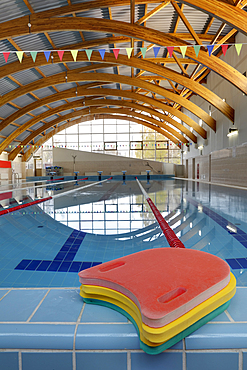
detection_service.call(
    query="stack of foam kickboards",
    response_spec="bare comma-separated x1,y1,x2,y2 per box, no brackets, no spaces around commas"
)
79,248,236,355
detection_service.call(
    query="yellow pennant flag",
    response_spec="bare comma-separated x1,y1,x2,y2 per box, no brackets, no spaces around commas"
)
180,46,187,58
71,50,78,61
16,51,24,63
126,48,133,58
235,44,242,56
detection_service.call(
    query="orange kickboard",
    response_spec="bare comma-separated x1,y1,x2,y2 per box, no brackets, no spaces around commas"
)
79,248,230,328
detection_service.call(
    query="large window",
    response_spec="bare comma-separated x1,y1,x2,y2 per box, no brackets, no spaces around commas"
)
43,117,181,164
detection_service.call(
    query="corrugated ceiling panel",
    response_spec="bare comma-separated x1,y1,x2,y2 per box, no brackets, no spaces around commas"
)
82,31,109,42
0,104,17,119
12,34,53,51
11,94,37,108
38,63,66,77
0,125,17,137
48,100,68,109
0,77,19,95
66,62,91,70
11,68,42,85
30,106,50,116
34,87,56,99
28,0,68,13
29,122,44,131
15,114,32,125
146,3,174,33
0,0,30,22
55,82,77,91
15,131,31,142
59,109,76,116
176,4,208,35
48,31,83,48
43,115,60,123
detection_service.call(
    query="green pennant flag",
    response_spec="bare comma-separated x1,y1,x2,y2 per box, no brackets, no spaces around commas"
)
140,47,147,58
16,51,24,63
193,45,201,57
126,48,133,58
235,43,242,56
30,51,37,62
180,46,187,58
85,49,93,60
71,50,78,61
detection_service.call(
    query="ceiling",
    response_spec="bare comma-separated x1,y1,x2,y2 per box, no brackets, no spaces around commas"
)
0,0,246,161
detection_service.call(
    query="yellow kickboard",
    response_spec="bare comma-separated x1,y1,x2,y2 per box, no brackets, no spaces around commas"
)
80,272,236,344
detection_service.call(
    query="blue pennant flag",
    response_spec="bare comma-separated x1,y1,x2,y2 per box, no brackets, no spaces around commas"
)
153,46,160,58
99,49,106,60
206,45,214,56
44,51,51,62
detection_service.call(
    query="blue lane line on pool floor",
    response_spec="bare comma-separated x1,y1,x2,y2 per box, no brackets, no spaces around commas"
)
187,197,247,270
15,229,102,273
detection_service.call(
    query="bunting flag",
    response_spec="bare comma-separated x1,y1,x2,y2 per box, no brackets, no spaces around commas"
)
71,50,78,61
99,49,105,60
140,47,147,58
16,51,24,63
44,51,51,62
193,45,201,57
221,44,228,56
30,51,37,62
180,46,187,58
206,45,214,56
57,50,64,61
126,48,133,58
153,46,160,58
235,43,242,55
167,46,174,57
3,52,10,62
85,49,93,60
113,48,120,59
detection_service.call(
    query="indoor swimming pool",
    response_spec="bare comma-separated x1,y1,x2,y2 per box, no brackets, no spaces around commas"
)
0,178,247,288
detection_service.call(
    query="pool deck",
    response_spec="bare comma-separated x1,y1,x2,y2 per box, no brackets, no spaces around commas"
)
0,286,247,370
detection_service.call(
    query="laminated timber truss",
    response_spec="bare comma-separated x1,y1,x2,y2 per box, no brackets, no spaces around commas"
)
0,0,246,161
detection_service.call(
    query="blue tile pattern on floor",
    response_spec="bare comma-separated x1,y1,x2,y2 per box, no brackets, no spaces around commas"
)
76,353,127,370
14,229,102,273
131,352,183,370
186,353,238,370
0,352,18,370
22,352,73,370
226,258,247,269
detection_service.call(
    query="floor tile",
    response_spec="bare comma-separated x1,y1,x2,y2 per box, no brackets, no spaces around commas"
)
227,288,247,321
186,352,238,370
131,352,182,370
22,352,73,370
76,352,127,370
81,302,128,323
0,352,18,370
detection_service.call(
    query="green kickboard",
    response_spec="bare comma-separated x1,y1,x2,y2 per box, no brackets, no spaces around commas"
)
83,298,231,355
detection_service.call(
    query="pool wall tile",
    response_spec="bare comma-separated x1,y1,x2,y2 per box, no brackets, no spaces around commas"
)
243,351,247,370
76,352,127,370
75,323,140,350
131,352,183,370
227,288,247,321
80,302,128,323
22,352,73,370
186,352,239,370
0,352,19,370
0,324,75,349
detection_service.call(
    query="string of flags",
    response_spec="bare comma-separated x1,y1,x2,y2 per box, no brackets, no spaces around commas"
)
1,43,245,63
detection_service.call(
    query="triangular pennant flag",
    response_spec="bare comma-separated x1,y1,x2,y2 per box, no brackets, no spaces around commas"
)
85,49,93,60
113,49,120,59
71,50,78,61
221,45,228,56
140,47,147,58
99,49,105,60
180,46,187,58
235,43,242,56
30,51,37,62
126,48,133,58
153,46,160,58
193,45,201,57
206,45,214,56
57,50,64,61
167,46,174,57
16,51,24,63
44,51,51,62
3,52,10,63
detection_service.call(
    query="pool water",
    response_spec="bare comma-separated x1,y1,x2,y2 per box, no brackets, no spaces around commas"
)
0,179,247,287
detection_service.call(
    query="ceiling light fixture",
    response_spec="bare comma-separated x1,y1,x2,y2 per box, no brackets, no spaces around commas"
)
198,145,203,150
227,127,238,137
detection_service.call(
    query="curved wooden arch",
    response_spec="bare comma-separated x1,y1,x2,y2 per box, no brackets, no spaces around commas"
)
0,87,208,139
0,71,215,128
0,17,246,94
2,99,196,155
22,112,184,162
0,52,233,123
11,109,187,160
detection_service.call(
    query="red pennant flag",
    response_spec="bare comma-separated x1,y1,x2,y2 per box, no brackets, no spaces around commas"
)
221,44,228,56
3,52,10,62
113,49,120,59
57,50,64,61
167,47,174,57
